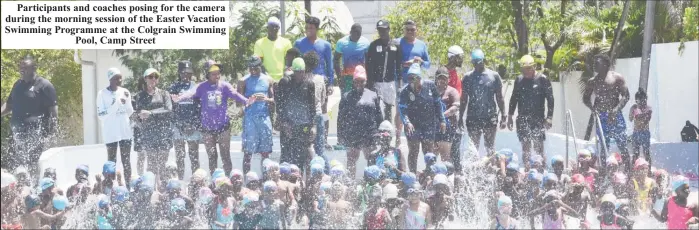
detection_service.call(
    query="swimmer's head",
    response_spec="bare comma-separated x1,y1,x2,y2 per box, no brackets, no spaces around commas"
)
612,172,627,184
198,187,214,205
497,149,515,164
102,161,117,179
364,165,382,183
401,172,417,188
375,121,395,145
497,195,513,215
423,153,437,166
39,177,55,194
43,167,57,181
246,172,261,188
383,183,399,200
311,164,325,177
432,174,449,194
166,179,182,195
97,194,110,209
25,194,41,212
330,181,345,199
550,155,564,173
114,186,130,203
170,198,187,216
279,162,292,179
633,158,649,172
191,168,209,185
542,173,558,189
430,162,448,175
264,160,281,180
319,182,333,197
406,186,422,203
527,170,543,185
671,175,690,198
262,180,278,197
211,168,226,182
230,169,244,187
75,164,89,181
600,194,617,214
330,165,345,180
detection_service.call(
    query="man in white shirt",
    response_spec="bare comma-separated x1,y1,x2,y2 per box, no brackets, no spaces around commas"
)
96,67,135,187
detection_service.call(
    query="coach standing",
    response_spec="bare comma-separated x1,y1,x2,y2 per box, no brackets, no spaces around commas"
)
1,56,59,182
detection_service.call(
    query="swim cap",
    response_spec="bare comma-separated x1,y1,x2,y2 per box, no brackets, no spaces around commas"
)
671,175,689,192
242,192,260,207
527,170,543,182
530,154,544,165
613,172,628,184
214,177,232,189
506,162,520,172
280,163,292,175
170,198,186,214
433,174,448,185
319,182,332,193
191,169,209,183
471,49,485,62
431,162,448,175
550,155,564,166
1,172,17,188
578,149,592,160
310,157,326,169
424,153,437,164
606,155,619,166
383,183,399,199
263,160,280,172
198,187,214,205
542,173,559,185
39,177,55,191
571,174,585,184
76,164,89,175
211,168,226,182
103,161,116,175
634,158,649,170
401,172,417,187
330,165,345,178
166,179,182,192
600,193,617,204
519,55,535,67
25,194,41,211
353,65,367,80
407,63,422,76
263,180,278,193
113,186,129,202
52,195,69,211
230,169,244,179
378,120,395,136
497,195,513,209
654,168,667,178
140,172,156,191
246,172,260,182
364,165,382,180
311,164,325,175
97,194,110,209
369,184,383,199
291,58,305,71
497,149,515,163
329,160,342,168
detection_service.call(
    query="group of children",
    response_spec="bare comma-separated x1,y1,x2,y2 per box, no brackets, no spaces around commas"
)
1,119,698,230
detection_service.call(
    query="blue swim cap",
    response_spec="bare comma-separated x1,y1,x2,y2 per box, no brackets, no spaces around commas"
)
39,177,55,191
497,195,513,209
310,157,326,169
527,170,543,182
76,164,89,175
166,179,182,192
401,172,417,187
211,168,225,182
671,175,689,192
114,186,129,202
103,161,116,175
330,165,345,178
506,162,520,172
364,165,382,180
471,49,485,62
264,160,280,172
25,194,41,211
98,195,110,209
430,162,448,175
139,172,156,191
543,173,559,185
497,149,515,163
242,192,259,207
424,153,437,165
551,155,564,166
319,181,332,193
280,163,292,175
263,180,278,192
52,195,69,211
311,164,324,175
170,198,186,213
529,154,543,165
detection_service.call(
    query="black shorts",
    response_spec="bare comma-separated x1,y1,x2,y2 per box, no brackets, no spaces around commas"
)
343,135,375,149
516,116,546,141
436,127,457,142
201,121,231,135
466,116,498,132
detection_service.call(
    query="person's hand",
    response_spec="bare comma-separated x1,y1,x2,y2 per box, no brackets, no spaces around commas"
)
499,115,507,129
138,110,151,119
327,86,334,96
403,60,414,67
405,123,415,135
545,117,553,130
507,115,514,131
440,122,446,133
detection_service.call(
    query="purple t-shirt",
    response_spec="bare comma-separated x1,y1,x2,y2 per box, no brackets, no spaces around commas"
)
194,81,246,131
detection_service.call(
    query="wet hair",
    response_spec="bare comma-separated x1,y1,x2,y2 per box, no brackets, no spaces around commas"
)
635,87,647,100
303,51,320,72
594,54,611,67
305,16,320,29
404,20,416,27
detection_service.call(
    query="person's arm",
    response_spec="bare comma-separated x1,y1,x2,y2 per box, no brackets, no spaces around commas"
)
421,43,431,70
326,43,335,87
614,74,630,113
397,89,411,125
433,85,446,124
582,80,595,112
334,40,344,82
459,75,469,126
494,72,507,119
651,199,669,222
96,90,120,121
544,77,554,120
222,83,248,104
508,78,520,117
629,104,636,122
33,210,66,221
445,89,460,117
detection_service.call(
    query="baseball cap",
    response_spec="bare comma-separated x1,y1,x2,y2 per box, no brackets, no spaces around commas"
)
143,68,159,78
178,61,194,74
268,16,281,27
376,20,390,29
435,66,449,79
248,56,262,68
519,55,535,67
107,67,122,81
203,60,222,73
407,63,422,77
292,57,305,71
447,45,464,58
471,49,485,63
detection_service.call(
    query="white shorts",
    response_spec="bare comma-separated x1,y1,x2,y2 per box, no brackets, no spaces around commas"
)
375,81,397,106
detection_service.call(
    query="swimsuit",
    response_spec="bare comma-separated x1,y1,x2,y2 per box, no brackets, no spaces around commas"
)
404,208,427,229
542,212,564,230
667,196,694,230
632,178,652,212
212,202,234,229
365,208,389,230
495,216,517,230
600,215,622,229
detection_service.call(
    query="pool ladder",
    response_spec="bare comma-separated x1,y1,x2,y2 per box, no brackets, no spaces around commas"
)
565,110,609,168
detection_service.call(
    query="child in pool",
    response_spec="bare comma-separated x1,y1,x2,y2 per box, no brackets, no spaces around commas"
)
563,174,592,229
279,163,300,226
258,180,286,229
301,164,326,225
418,153,438,187
550,155,571,191
159,179,195,218
524,170,543,229
398,187,432,229
357,165,383,213
527,191,582,230
574,150,599,195
362,184,392,230
310,182,332,229
629,158,657,215
95,194,115,230
246,172,262,195
490,195,518,230
371,121,406,182
1,172,23,230
234,192,262,229
37,178,58,226
399,172,418,199
22,194,65,229
612,172,633,199
529,154,545,175
189,169,209,203
327,181,353,229
598,194,634,230
195,187,215,226
652,175,699,229
229,169,247,201
66,165,91,205
110,186,131,229
211,177,235,229
169,198,194,229
94,161,122,196
427,174,454,227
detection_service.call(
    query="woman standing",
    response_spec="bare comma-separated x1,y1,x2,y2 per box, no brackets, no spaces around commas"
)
398,63,446,173
134,68,173,181
337,66,384,177
434,67,460,163
174,60,249,177
169,61,201,179
96,68,134,187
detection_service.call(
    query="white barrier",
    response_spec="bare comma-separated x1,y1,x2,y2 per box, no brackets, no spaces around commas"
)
39,133,698,191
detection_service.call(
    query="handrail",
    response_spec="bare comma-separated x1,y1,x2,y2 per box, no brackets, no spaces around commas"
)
564,110,580,169
594,113,609,166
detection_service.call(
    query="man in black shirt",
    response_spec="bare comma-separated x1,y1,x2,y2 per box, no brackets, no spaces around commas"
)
1,56,58,182
169,60,201,179
681,121,699,142
507,55,554,171
275,57,316,175
366,20,402,122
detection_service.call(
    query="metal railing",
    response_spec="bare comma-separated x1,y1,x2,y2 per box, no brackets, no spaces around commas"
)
564,110,580,169
594,113,609,166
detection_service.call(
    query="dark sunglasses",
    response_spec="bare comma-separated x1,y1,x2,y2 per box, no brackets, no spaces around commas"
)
146,74,159,79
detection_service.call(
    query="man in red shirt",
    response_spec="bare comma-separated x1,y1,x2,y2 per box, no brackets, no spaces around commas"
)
445,45,464,174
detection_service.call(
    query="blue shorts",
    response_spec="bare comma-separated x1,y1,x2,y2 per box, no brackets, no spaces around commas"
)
406,125,437,141
597,112,627,140
242,114,273,154
632,130,650,148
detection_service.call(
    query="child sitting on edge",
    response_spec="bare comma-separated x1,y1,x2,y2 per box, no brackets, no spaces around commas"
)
490,195,518,229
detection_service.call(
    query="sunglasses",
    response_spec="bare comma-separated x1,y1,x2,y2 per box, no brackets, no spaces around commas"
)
146,74,159,80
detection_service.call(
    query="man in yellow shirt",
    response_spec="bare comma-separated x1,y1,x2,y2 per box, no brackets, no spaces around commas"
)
254,16,293,82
